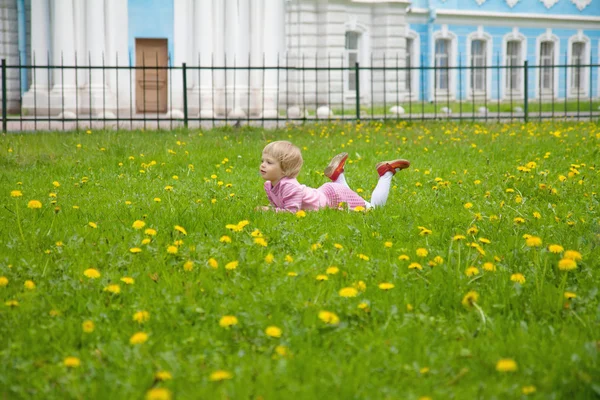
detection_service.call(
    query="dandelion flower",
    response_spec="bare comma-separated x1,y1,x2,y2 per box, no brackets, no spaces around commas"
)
219,315,238,328
24,280,36,290
483,262,496,272
496,358,517,372
354,206,366,212
416,248,428,257
533,211,541,219
453,234,466,241
27,200,42,209
408,262,422,270
462,291,479,307
334,243,343,250
0,276,8,286
154,371,173,381
208,258,218,268
326,266,339,275
558,258,577,271
339,287,358,298
467,226,479,235
254,237,268,247
548,244,564,253
525,236,542,247
130,332,149,345
287,271,298,277
464,202,473,209
295,210,306,218
209,370,233,382
358,302,369,310
82,320,95,333
225,261,238,270
5,300,19,307
564,291,577,299
513,217,525,224
316,274,328,281
433,256,444,265
166,245,178,255
264,254,274,264
465,266,479,277
358,254,369,261
133,311,150,323
120,277,135,285
63,357,81,368
510,273,526,284
132,220,146,229
130,247,142,254
318,310,340,325
103,284,121,294
174,225,187,235
378,282,395,290
183,260,194,271
384,241,393,248
478,238,491,244
398,254,410,261
354,281,367,292
141,238,151,245
285,255,294,263
522,386,536,395
144,228,157,236
88,222,98,229
265,326,282,338
563,250,582,261
10,190,22,197
220,235,232,243
84,268,101,279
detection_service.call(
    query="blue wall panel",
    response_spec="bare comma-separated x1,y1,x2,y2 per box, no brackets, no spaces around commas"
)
128,0,174,65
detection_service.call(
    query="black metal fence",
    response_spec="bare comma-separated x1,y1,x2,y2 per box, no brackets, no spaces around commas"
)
1,56,599,132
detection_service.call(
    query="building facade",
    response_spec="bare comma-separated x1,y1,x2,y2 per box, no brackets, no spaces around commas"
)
1,0,599,117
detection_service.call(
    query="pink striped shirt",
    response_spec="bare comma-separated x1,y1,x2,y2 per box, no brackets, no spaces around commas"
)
264,177,366,212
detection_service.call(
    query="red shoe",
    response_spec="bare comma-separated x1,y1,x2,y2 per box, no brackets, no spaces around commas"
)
325,152,349,181
376,159,410,177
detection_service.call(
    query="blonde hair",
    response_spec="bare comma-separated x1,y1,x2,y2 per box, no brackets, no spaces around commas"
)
262,141,303,178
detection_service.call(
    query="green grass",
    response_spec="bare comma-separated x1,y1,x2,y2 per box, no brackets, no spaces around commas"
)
0,121,599,399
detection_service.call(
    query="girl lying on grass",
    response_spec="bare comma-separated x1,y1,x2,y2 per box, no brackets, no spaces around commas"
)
257,140,410,212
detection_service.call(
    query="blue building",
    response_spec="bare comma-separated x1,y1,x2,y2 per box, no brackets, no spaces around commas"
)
406,0,600,102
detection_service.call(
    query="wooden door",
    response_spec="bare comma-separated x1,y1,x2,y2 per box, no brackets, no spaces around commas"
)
136,39,168,113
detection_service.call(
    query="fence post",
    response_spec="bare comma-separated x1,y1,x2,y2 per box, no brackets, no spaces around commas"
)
523,60,528,123
1,59,7,133
182,63,188,128
355,62,360,121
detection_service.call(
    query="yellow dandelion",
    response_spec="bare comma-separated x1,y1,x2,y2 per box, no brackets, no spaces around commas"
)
10,190,22,197
83,268,101,279
5,300,19,307
339,287,358,298
496,358,517,372
130,332,149,345
27,200,42,209
465,266,479,277
398,254,410,261
533,211,541,219
384,241,393,248
564,291,577,299
82,320,95,333
287,271,298,277
548,244,564,253
316,274,328,281
219,315,238,328
522,385,536,395
433,256,444,265
166,245,178,255
408,262,423,270
24,280,36,290
416,248,428,257
285,255,294,263
264,253,274,264
220,235,232,243
0,276,8,286
88,222,98,229
254,237,268,247
133,311,150,323
513,217,525,224
225,260,238,270
525,236,542,247
478,238,491,244
103,284,121,294
120,277,135,285
464,202,473,209
466,226,479,235
379,282,395,290
208,258,218,268
144,228,157,236
354,206,366,212
334,243,343,250
354,280,367,292
563,250,582,261
462,291,479,307
209,370,233,382
265,326,282,338
132,220,146,229
318,310,340,325
154,371,173,381
453,234,466,241
174,225,187,235
295,210,306,218
558,258,577,271
358,302,369,310
483,262,496,272
326,266,339,275
129,247,142,254
510,273,526,284
63,356,81,368
183,260,194,271
141,238,151,245
358,254,369,261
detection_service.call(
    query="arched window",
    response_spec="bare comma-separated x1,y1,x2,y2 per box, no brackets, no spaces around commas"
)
431,26,457,100
405,29,420,99
536,31,560,99
345,31,360,92
466,28,492,99
567,32,591,97
502,29,526,100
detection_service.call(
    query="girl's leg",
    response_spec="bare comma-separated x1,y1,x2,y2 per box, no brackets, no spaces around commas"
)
369,171,394,208
333,172,351,189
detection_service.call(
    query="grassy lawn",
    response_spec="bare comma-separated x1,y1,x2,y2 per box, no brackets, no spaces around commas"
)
0,121,599,399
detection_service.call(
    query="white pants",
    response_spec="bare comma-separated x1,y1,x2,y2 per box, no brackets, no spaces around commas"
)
334,171,393,209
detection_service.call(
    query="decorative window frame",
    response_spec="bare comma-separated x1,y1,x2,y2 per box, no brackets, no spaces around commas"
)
501,28,527,100
405,27,421,100
343,19,370,101
535,29,560,100
466,26,493,100
566,31,591,98
430,25,458,101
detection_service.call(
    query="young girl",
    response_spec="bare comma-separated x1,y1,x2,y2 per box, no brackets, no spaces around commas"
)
259,141,409,212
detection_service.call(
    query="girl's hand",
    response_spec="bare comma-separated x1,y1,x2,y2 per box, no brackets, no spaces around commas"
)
255,206,271,211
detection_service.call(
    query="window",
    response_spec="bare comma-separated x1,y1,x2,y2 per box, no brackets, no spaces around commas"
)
540,41,554,92
346,32,360,91
406,38,414,92
571,42,585,92
506,40,521,91
435,39,450,90
470,39,486,92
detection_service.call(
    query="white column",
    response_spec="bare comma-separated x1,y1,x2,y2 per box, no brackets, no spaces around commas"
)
170,0,190,116
225,0,250,118
83,0,115,115
262,0,285,118
195,0,214,118
105,0,130,115
49,0,78,114
249,0,263,117
22,0,50,114
213,0,226,116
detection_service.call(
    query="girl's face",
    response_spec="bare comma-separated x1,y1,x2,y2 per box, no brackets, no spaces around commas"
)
260,153,285,185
